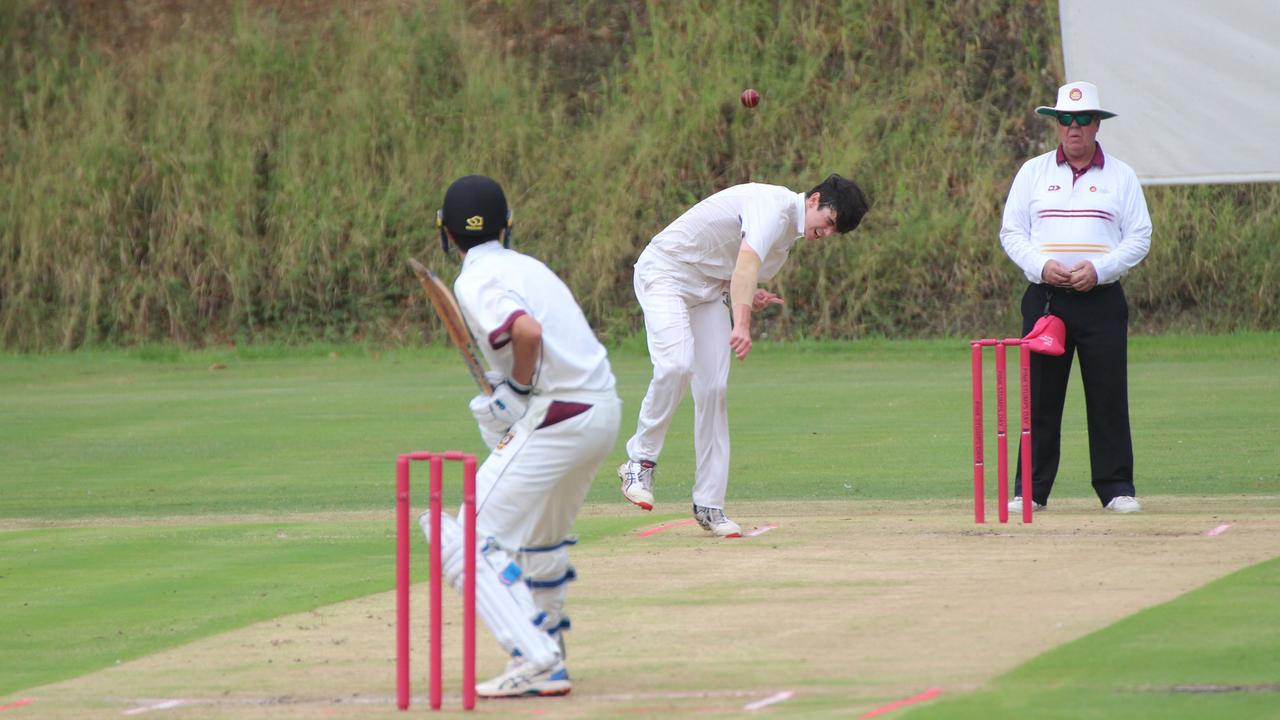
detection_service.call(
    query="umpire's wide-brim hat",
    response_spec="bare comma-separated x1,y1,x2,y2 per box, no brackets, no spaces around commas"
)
1023,314,1067,356
1035,81,1117,119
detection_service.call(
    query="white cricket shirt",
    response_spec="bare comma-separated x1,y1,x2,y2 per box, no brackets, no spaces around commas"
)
1000,145,1152,285
647,183,804,281
454,242,615,397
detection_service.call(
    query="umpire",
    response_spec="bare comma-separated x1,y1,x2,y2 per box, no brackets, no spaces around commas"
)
999,81,1152,514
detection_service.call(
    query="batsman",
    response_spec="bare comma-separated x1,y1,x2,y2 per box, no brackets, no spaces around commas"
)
420,175,621,697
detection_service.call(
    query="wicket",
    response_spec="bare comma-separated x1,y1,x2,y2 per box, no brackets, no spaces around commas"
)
396,451,477,711
970,339,1033,524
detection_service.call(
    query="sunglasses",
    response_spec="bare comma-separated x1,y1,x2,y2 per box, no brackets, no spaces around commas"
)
1055,112,1096,127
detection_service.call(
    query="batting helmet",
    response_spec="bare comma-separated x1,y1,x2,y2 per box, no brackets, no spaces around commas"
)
438,175,513,252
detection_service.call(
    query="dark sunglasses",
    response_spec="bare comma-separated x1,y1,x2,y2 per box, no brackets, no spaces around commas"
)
1055,112,1096,127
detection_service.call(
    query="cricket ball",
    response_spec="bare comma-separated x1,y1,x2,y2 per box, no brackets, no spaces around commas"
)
740,88,760,108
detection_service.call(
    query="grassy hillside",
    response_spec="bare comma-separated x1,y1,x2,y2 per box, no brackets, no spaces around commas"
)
2,0,1277,349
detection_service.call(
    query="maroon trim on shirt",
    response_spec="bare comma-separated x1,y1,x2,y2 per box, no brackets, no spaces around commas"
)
1036,209,1115,220
536,401,592,429
1055,143,1106,185
488,309,528,350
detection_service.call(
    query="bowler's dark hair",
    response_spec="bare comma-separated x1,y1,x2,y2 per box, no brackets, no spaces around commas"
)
807,174,869,233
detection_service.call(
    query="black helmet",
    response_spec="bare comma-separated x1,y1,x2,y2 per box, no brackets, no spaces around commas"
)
438,175,512,251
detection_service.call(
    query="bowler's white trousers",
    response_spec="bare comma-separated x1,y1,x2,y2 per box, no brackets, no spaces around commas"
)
624,247,733,509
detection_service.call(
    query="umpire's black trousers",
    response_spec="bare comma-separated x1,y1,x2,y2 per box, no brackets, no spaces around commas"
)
1015,282,1136,507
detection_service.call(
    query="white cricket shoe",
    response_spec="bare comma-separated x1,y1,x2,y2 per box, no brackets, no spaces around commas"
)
618,460,655,511
475,659,571,698
693,504,742,538
1008,497,1046,513
1104,496,1142,513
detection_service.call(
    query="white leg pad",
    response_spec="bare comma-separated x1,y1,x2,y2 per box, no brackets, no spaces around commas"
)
419,512,561,669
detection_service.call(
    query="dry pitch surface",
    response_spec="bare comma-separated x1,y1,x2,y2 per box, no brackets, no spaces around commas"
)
17,496,1280,719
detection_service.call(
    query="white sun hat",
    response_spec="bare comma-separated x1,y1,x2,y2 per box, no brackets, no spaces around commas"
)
1035,81,1117,119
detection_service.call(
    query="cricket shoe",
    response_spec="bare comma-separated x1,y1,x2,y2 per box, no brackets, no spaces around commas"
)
1008,497,1046,514
1104,496,1142,513
618,459,656,511
693,504,742,538
475,659,571,699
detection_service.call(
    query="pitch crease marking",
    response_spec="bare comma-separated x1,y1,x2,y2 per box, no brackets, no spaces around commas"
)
636,518,698,537
860,687,943,718
743,690,794,710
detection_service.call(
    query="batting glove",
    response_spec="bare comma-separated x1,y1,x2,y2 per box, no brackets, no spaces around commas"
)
469,382,528,430
470,393,510,448
483,370,533,396
474,416,506,450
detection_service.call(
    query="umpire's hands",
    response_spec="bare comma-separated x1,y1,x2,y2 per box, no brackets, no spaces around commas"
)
1068,261,1098,292
1041,259,1072,286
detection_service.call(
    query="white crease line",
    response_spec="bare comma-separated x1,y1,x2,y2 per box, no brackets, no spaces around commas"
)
124,699,193,715
744,524,779,537
1204,523,1234,537
744,690,795,710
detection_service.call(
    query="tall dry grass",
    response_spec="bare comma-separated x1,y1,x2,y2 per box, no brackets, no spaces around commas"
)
2,0,1276,349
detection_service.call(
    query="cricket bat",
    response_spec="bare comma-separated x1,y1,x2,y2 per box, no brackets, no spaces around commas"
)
408,257,493,395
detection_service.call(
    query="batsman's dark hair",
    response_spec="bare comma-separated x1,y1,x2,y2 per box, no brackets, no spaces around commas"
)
807,173,869,233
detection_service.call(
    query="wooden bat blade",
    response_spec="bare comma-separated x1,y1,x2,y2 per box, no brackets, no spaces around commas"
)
408,257,493,395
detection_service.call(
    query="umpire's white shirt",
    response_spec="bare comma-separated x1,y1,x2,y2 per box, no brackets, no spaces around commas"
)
453,241,615,399
1000,145,1151,285
647,183,805,281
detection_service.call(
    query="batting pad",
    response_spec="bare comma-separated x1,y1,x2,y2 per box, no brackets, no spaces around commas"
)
520,545,576,641
420,512,561,669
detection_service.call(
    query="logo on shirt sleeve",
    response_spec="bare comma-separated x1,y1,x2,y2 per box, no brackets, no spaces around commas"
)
1047,184,1061,192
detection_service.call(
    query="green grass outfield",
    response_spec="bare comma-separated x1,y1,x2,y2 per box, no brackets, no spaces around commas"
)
2,334,1278,714
903,556,1280,720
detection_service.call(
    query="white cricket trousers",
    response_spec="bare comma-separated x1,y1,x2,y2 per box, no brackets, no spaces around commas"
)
467,391,620,651
624,247,732,509
477,392,621,552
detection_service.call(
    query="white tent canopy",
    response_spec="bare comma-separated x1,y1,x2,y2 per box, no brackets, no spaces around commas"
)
1059,0,1280,185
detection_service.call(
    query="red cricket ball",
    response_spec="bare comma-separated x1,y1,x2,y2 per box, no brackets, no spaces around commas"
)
740,88,760,108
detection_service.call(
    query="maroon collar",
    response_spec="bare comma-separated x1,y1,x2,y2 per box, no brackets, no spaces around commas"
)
1055,142,1106,171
